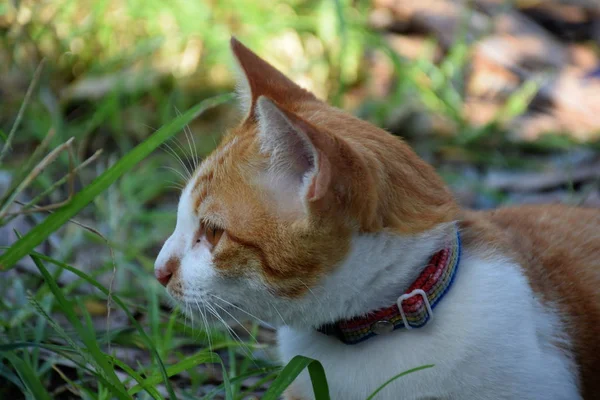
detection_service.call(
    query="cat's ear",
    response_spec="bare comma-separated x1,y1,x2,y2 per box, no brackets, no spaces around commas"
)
256,96,330,204
230,37,316,114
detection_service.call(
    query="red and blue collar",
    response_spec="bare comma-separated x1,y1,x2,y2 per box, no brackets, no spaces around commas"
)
318,229,461,345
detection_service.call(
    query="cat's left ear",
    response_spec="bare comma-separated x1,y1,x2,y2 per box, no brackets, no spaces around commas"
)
230,37,316,115
256,96,330,204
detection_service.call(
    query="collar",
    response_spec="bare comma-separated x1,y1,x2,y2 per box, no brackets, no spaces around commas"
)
318,228,461,345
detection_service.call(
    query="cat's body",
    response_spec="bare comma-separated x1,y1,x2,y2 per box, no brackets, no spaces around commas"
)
281,207,600,399
154,38,600,399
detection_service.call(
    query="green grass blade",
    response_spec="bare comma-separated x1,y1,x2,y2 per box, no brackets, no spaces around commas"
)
201,367,279,400
262,355,330,400
129,351,234,399
127,351,221,394
365,364,434,400
0,342,80,356
0,59,45,166
110,357,164,400
0,341,120,384
0,92,234,270
28,253,130,399
0,343,131,400
27,294,98,369
497,79,539,122
0,361,26,392
27,251,184,400
236,369,280,399
3,352,53,400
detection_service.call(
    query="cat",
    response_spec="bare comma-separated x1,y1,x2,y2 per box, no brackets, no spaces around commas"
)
154,38,600,400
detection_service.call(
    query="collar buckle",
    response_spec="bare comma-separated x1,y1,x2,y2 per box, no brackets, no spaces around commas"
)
397,289,433,330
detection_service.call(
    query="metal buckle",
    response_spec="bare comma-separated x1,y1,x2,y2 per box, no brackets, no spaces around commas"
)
397,289,433,330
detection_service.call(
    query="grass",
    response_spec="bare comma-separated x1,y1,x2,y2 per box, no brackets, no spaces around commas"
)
1,0,595,398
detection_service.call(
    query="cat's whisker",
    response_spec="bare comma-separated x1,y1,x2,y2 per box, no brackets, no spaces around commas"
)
166,180,184,188
165,182,184,192
269,302,288,326
171,136,194,178
194,299,213,354
162,141,192,180
161,140,183,164
174,109,192,163
183,127,197,172
203,304,213,355
296,278,332,323
210,306,261,370
182,303,191,335
204,302,259,368
161,166,188,186
208,294,271,327
297,279,322,306
187,123,200,171
211,301,259,344
163,175,184,185
176,107,200,172
192,302,216,377
159,143,181,171
188,302,195,332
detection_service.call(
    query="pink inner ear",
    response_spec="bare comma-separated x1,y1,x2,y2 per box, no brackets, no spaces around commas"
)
307,150,331,201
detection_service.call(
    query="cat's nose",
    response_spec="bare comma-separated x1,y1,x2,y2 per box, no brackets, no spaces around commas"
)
155,268,172,286
155,257,180,287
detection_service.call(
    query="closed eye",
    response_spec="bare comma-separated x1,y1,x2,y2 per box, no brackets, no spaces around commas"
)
197,219,225,249
206,226,224,247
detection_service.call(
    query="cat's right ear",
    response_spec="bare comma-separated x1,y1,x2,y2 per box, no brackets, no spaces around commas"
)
230,37,316,115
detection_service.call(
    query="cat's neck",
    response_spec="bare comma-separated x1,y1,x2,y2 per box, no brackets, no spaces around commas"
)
283,222,457,329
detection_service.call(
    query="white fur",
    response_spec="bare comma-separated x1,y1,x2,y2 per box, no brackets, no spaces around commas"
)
156,181,580,400
278,234,580,400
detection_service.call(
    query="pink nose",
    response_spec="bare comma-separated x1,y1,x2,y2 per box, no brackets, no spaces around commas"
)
155,269,172,287
155,257,180,287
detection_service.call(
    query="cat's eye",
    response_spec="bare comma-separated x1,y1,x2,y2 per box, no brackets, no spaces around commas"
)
205,226,224,248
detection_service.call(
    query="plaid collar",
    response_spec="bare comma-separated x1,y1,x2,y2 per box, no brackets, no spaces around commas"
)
318,229,461,345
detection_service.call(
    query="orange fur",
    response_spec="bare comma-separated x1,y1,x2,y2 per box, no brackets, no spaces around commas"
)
180,39,460,296
461,206,600,398
183,39,460,296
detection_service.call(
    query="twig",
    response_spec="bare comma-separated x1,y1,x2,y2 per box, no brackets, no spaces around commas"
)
0,128,56,210
0,137,75,220
50,365,82,397
5,149,103,218
22,128,57,177
0,59,46,165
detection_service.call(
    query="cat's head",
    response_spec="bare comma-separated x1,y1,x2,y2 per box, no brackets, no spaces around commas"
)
154,38,458,328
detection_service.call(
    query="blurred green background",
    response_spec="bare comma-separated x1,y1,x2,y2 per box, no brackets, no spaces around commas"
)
1,0,599,398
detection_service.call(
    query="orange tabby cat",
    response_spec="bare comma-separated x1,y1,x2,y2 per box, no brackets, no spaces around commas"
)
154,38,600,399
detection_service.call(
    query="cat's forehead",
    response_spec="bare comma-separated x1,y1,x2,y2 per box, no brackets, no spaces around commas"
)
182,131,260,216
